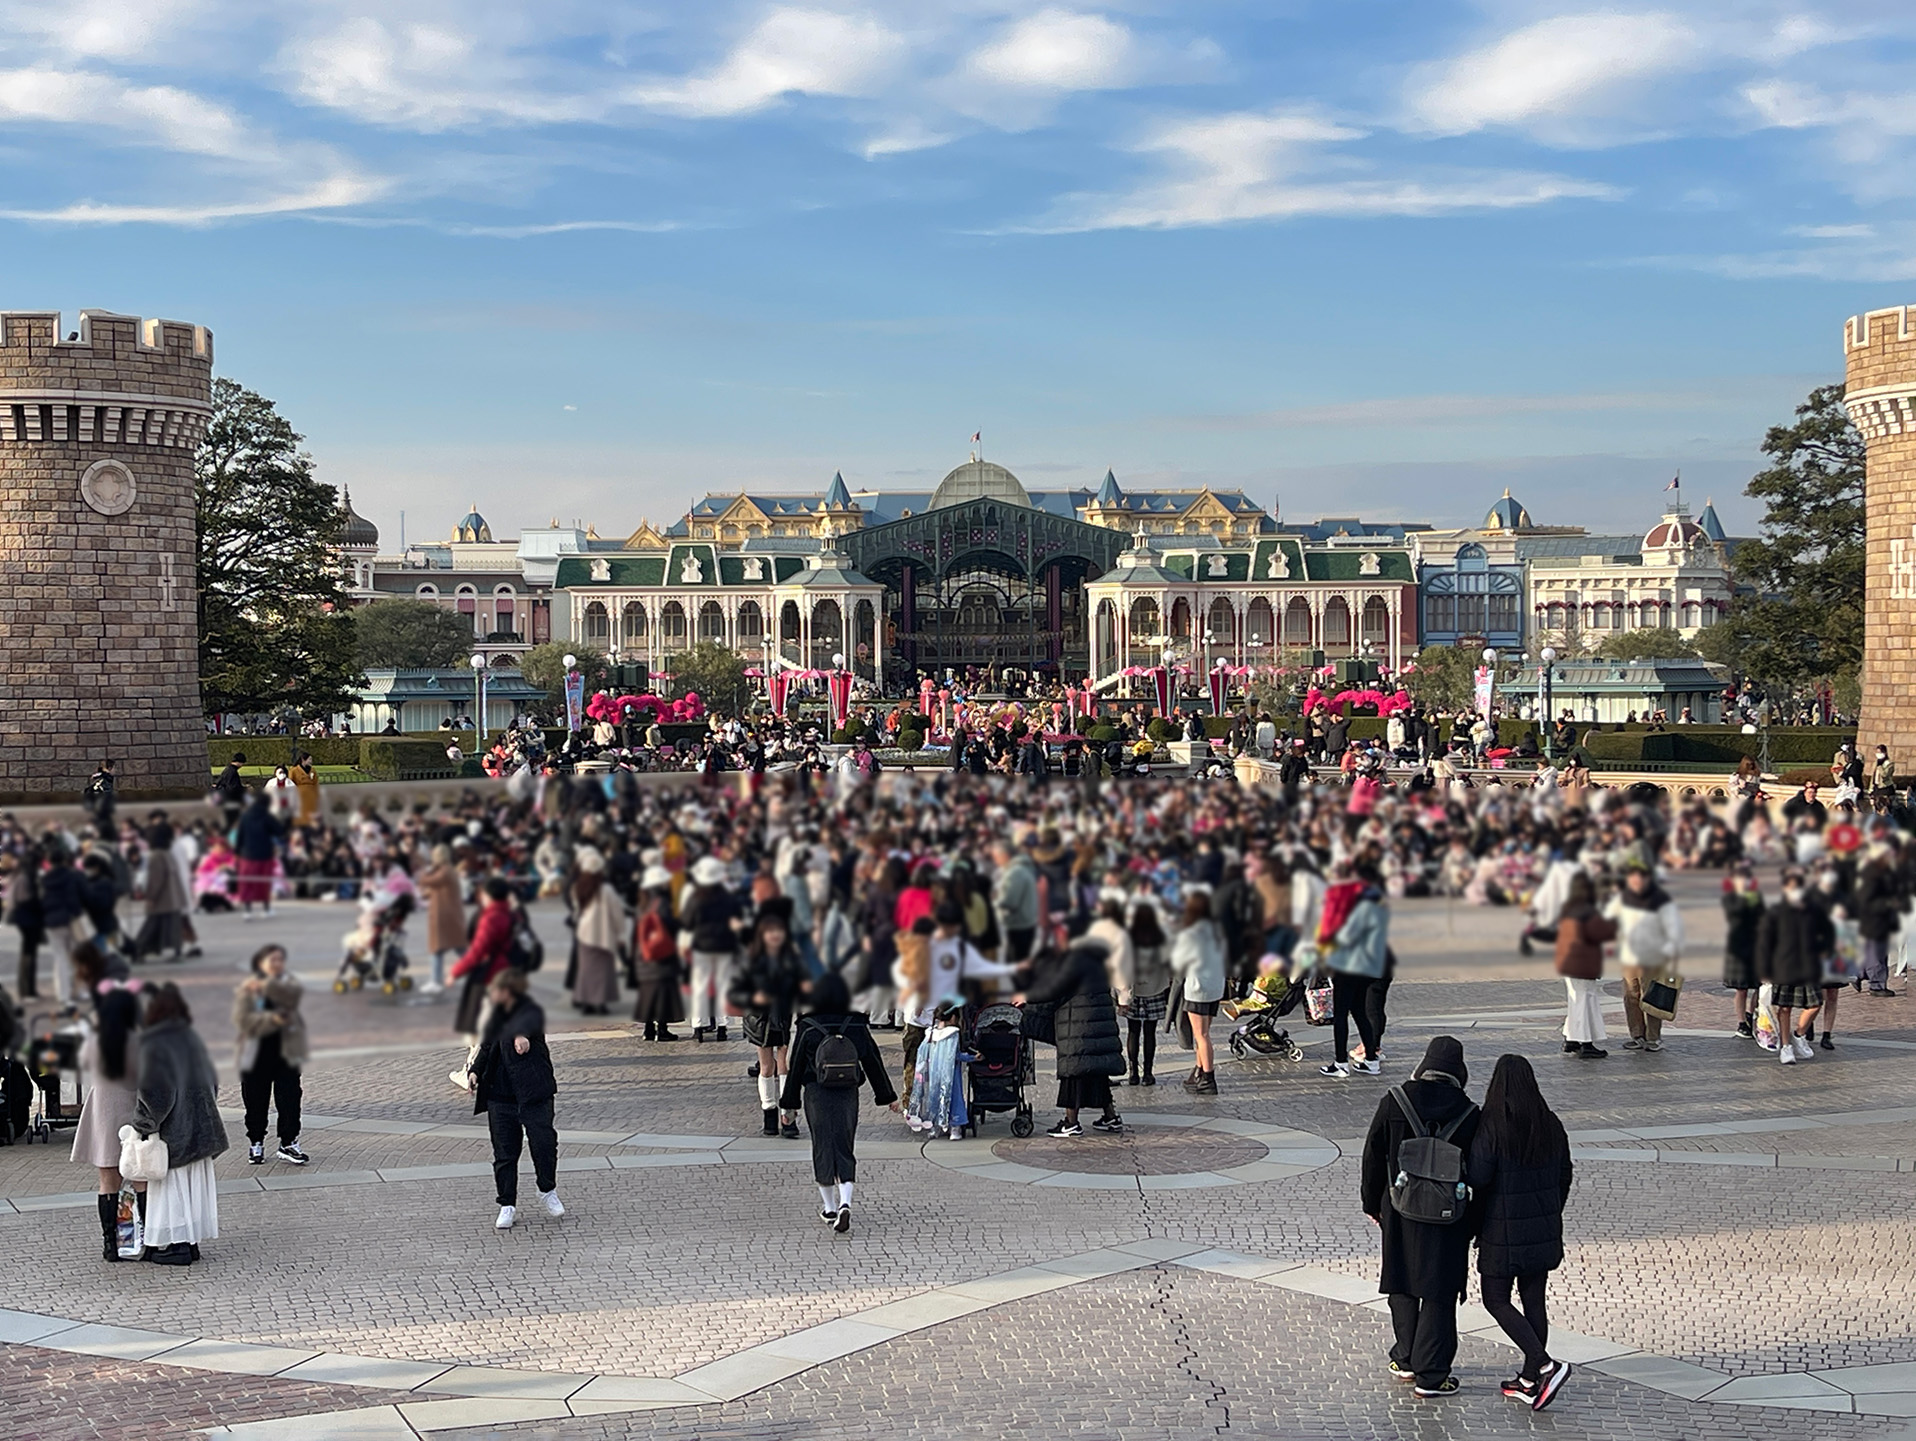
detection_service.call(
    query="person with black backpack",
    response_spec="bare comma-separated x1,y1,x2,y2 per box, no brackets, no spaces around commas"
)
778,973,898,1235
1359,1035,1479,1398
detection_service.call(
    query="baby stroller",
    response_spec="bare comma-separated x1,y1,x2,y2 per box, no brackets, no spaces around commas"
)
25,1006,85,1142
965,1002,1035,1138
1224,1007,1306,1061
336,891,415,995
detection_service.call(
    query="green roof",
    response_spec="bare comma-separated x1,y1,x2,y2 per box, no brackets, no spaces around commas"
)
1303,549,1413,582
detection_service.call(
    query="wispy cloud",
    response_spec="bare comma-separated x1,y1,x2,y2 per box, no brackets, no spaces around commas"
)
1174,388,1735,432
625,8,907,119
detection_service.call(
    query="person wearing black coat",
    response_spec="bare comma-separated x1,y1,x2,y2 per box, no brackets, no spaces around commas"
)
1853,850,1903,996
1755,868,1836,1065
468,971,562,1230
1016,940,1125,1138
729,901,810,1138
1359,1035,1479,1396
1468,1054,1576,1411
779,974,899,1234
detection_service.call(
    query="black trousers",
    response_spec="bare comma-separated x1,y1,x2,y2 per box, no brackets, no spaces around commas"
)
1365,971,1391,1054
1388,1293,1459,1387
1331,972,1380,1063
488,1097,558,1206
1006,927,1036,963
1480,1272,1550,1379
1125,1017,1157,1077
240,1056,302,1146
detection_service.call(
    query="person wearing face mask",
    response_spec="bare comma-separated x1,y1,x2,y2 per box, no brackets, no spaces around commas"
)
1721,865,1765,1039
1872,746,1897,795
1601,861,1683,1052
1755,867,1833,1067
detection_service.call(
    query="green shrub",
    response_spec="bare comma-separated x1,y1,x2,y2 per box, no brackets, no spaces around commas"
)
206,737,361,770
1146,718,1177,744
832,726,859,744
1087,724,1117,743
358,739,458,780
898,727,925,752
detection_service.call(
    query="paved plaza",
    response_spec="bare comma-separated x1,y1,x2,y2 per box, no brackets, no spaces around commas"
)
4,879,1916,1440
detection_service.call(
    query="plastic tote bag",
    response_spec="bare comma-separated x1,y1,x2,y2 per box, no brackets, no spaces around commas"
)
118,1124,169,1183
1754,983,1779,1051
115,1186,144,1259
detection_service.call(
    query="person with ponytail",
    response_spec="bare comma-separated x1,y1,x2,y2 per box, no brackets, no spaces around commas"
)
68,945,143,1261
1468,1053,1575,1412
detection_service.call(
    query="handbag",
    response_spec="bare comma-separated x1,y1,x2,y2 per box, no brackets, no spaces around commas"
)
1641,971,1683,1021
118,1124,169,1183
1303,971,1335,1026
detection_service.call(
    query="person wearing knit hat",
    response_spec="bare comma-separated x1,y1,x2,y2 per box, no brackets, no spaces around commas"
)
632,865,683,1042
1360,1035,1480,1398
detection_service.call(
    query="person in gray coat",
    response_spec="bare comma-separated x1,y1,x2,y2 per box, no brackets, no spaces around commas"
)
135,984,228,1265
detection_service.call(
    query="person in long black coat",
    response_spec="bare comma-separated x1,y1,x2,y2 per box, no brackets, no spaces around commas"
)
469,970,561,1230
779,974,899,1234
1359,1035,1478,1395
1468,1054,1576,1411
1016,939,1125,1138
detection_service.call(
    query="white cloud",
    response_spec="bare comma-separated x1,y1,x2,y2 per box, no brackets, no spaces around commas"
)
628,8,906,118
0,67,255,159
0,171,388,224
1407,11,1701,139
0,0,208,62
966,9,1136,92
1035,108,1616,231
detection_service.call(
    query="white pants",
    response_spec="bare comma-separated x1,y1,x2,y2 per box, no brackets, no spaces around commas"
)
1562,977,1606,1044
689,949,734,1030
46,925,76,1006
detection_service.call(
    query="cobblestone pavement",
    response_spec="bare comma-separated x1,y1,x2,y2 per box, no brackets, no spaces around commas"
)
3,880,1915,1437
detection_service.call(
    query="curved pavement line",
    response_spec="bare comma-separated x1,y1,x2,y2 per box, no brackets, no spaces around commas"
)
0,1239,1901,1439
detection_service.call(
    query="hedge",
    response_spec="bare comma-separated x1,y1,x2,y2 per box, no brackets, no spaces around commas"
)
357,739,460,780
207,737,362,769
1576,727,1853,767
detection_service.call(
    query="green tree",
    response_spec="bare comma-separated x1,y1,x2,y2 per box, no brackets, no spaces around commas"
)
1724,383,1865,688
667,641,750,715
1402,644,1478,713
1593,629,1699,661
518,643,608,712
354,598,474,669
197,379,360,716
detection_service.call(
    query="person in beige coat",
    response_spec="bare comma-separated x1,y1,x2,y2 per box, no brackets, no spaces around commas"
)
416,844,467,996
69,946,143,1261
233,945,310,1166
571,847,625,1015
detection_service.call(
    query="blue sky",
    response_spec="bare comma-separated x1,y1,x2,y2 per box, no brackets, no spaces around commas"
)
4,1,1914,543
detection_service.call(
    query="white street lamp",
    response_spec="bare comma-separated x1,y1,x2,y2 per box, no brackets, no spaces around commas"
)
469,652,488,748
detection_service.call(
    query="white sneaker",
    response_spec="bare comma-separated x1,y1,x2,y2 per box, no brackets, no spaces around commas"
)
1779,1044,1796,1065
1352,1059,1382,1076
1792,1035,1814,1061
540,1190,565,1218
495,1205,517,1229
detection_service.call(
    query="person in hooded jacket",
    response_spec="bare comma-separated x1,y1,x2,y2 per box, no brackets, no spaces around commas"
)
1468,1054,1575,1412
1015,938,1126,1138
1360,1035,1478,1397
468,968,562,1231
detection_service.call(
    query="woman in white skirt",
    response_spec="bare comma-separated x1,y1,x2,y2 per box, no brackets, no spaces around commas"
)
1554,873,1615,1060
133,983,228,1265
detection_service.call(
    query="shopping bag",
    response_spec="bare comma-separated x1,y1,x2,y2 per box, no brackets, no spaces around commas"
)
115,1186,144,1259
1303,974,1335,1026
118,1124,169,1183
1754,982,1778,1050
1641,972,1683,1021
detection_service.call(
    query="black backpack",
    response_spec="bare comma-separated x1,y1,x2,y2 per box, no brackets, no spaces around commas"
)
813,1019,862,1090
507,911,545,973
1387,1086,1475,1225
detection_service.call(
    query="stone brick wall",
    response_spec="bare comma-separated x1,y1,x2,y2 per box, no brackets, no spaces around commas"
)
0,310,212,799
1846,306,1916,768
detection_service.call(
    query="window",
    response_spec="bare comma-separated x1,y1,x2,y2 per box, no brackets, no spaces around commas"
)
1360,597,1390,646
1427,594,1456,633
699,601,726,642
736,601,763,642
1283,598,1312,644
1322,598,1351,647
1487,594,1519,634
583,602,609,644
622,602,647,640
1129,598,1160,635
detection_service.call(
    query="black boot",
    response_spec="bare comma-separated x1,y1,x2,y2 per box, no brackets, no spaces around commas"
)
97,1194,120,1262
763,1107,780,1137
134,1190,148,1261
1189,1070,1218,1095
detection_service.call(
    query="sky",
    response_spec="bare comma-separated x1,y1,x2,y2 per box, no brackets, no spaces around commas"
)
4,1,1915,543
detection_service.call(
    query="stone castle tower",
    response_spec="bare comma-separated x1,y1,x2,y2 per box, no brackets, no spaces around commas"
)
0,310,213,799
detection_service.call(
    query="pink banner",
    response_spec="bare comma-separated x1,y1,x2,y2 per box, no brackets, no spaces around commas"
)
1150,666,1170,717
828,669,854,732
768,669,790,716
1207,664,1229,717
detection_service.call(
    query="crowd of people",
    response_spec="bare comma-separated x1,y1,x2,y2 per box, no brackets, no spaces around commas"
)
4,702,1909,1406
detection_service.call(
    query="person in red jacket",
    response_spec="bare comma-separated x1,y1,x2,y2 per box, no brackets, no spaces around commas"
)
450,880,518,1091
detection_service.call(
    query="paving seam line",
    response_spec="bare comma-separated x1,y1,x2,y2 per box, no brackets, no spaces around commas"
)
0,1239,1900,1438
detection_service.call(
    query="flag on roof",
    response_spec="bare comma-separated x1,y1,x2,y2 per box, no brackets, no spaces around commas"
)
1664,474,1680,491
970,431,980,443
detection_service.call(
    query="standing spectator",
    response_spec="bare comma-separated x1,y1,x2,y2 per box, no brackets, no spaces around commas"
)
84,760,117,830
1854,843,1903,999
416,843,466,996
136,816,192,964
779,974,899,1234
134,983,228,1265
1721,865,1764,1037
1360,1036,1479,1397
1469,1054,1575,1412
681,855,742,1042
1017,938,1126,1137
1169,891,1226,1095
730,901,809,1138
1122,890,1172,1087
214,752,248,829
632,866,684,1041
289,751,322,826
1603,861,1683,1052
68,952,142,1261
232,944,310,1167
1318,868,1390,1079
468,969,563,1231
233,790,284,920
569,848,624,1017
1756,866,1834,1067
991,838,1040,963
449,878,518,1090
38,841,85,1005
1555,873,1615,1060
5,848,46,999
